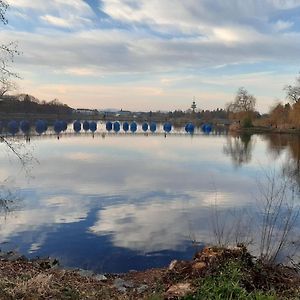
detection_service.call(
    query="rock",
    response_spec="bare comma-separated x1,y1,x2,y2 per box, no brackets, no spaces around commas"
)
193,261,207,271
137,284,148,294
165,282,192,298
129,269,137,273
77,269,94,278
38,258,59,269
113,278,135,292
168,260,178,271
94,274,107,281
123,280,134,288
7,252,23,262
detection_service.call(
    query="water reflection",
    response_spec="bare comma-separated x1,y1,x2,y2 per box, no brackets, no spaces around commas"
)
263,134,300,190
0,183,21,216
0,133,299,272
223,133,254,167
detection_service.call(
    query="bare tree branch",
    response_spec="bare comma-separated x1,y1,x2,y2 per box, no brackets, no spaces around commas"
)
0,0,8,25
284,74,300,104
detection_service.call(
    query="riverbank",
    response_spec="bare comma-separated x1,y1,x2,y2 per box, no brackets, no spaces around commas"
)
230,125,300,135
0,246,299,299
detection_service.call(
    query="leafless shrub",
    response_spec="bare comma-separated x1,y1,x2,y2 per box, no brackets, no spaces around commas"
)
257,167,300,264
210,192,253,248
209,166,300,264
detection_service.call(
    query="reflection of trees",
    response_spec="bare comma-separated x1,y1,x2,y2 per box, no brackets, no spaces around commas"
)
0,136,34,167
263,134,300,190
0,136,34,216
0,184,20,216
223,133,253,167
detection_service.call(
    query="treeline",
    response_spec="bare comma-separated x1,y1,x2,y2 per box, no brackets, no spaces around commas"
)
170,108,228,120
226,75,300,130
143,108,228,124
267,101,300,129
0,94,73,115
261,75,300,129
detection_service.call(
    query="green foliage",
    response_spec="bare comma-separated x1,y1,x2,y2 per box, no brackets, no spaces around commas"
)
242,117,253,128
60,287,80,300
183,261,277,300
147,294,164,300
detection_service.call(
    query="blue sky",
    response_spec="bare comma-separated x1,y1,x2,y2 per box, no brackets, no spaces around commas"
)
2,0,300,111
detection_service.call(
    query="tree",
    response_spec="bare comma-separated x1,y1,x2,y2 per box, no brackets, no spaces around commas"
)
289,101,300,128
227,87,256,114
0,0,8,24
0,77,17,97
0,0,19,98
269,103,290,127
284,74,300,104
226,88,256,127
0,1,26,165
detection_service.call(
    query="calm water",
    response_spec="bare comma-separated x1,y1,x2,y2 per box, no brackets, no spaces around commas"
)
0,132,299,273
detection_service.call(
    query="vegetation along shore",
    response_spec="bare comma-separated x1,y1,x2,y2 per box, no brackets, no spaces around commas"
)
0,245,299,300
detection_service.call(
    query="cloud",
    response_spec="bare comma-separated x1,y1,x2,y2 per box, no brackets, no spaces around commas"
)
9,0,93,15
88,195,220,252
0,195,89,243
9,0,94,30
2,25,300,75
268,0,300,9
3,0,300,110
40,14,92,29
100,0,300,36
273,19,294,31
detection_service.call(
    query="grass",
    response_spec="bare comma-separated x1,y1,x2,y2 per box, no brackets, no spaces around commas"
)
0,247,299,299
183,261,278,300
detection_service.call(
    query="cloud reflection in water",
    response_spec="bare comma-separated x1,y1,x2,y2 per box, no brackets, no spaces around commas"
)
0,134,297,272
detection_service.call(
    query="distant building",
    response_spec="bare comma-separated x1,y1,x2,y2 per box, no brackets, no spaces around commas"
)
74,108,97,115
191,101,197,112
115,109,132,117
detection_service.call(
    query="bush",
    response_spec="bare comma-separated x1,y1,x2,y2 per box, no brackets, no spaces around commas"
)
242,117,253,128
183,261,277,300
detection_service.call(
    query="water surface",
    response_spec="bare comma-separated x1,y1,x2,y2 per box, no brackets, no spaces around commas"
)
0,132,299,272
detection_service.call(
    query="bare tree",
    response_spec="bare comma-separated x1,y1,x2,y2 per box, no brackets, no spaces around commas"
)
227,87,256,114
0,0,8,24
0,1,30,167
0,76,17,97
257,167,299,263
0,0,19,98
284,74,300,104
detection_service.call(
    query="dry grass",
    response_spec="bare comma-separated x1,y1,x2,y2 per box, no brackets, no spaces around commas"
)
0,247,299,299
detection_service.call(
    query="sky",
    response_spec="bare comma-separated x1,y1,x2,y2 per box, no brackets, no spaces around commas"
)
2,0,300,112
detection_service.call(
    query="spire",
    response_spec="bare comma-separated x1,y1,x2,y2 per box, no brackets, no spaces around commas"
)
191,97,197,112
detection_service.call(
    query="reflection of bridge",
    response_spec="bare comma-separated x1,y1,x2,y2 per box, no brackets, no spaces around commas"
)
0,129,229,141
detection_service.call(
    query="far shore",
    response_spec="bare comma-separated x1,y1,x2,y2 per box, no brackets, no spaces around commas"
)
1,112,300,136
231,126,300,135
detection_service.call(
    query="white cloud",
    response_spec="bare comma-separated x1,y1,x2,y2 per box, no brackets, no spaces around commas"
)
10,0,93,15
40,15,74,28
3,0,300,110
89,193,234,253
0,195,89,243
9,0,94,29
268,0,300,9
273,20,294,31
100,0,300,36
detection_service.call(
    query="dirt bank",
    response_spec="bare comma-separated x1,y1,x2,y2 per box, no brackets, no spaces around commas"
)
0,246,299,299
